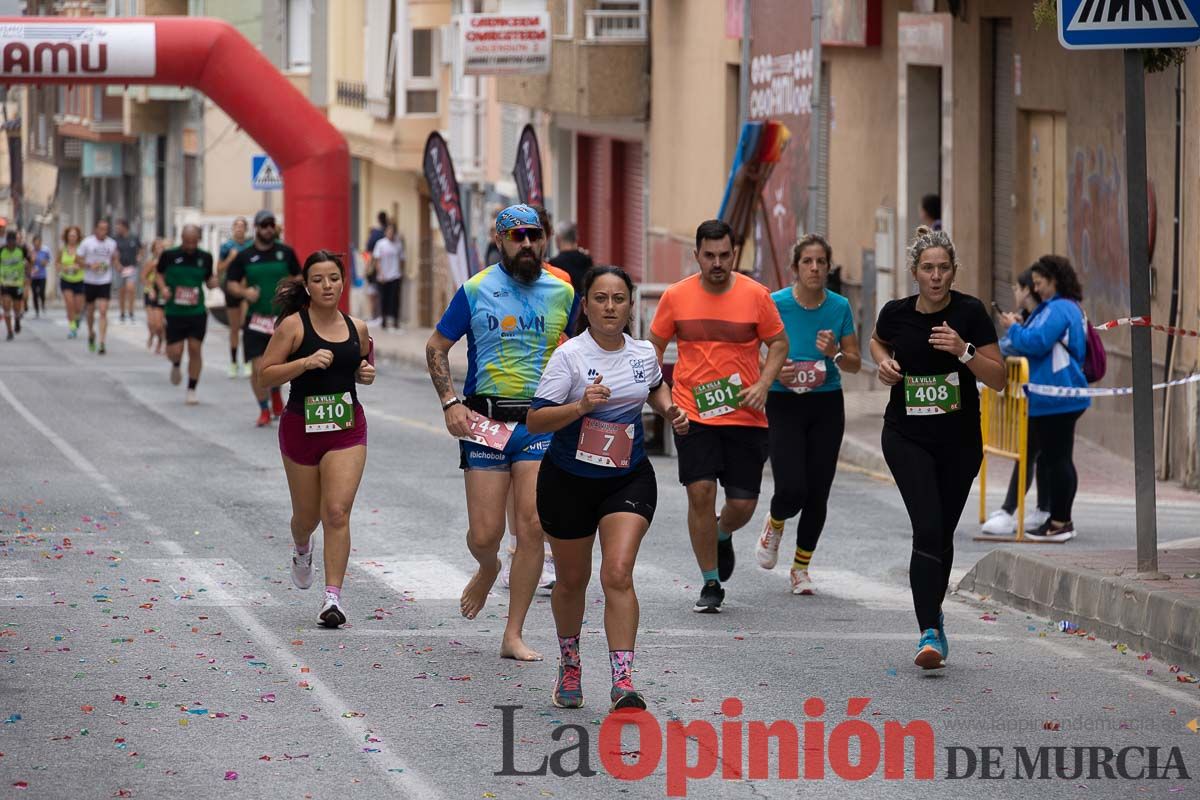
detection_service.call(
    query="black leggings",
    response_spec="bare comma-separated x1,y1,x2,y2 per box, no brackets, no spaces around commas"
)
1029,410,1084,523
30,279,46,314
1001,424,1047,515
882,425,981,632
379,278,401,327
766,390,844,552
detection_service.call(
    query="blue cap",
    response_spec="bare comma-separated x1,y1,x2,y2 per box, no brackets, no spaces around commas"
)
495,204,541,233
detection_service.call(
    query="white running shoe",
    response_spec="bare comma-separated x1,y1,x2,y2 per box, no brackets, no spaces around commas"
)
319,593,346,628
755,517,783,569
169,364,182,386
227,362,238,379
790,568,815,595
499,555,512,589
291,549,313,589
538,554,557,594
980,510,1016,536
240,363,252,378
185,388,198,406
1024,508,1051,530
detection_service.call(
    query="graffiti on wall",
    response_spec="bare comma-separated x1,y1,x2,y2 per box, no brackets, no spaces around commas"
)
1067,147,1131,322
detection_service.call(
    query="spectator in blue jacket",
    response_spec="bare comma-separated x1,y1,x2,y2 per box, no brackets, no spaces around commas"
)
999,255,1090,542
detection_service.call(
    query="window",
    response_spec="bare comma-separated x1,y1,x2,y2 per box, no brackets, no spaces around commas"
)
287,0,312,72
405,28,438,115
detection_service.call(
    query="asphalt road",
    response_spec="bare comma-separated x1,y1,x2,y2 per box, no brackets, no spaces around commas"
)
2,313,1200,799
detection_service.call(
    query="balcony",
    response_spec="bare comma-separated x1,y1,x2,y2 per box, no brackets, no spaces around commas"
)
336,80,368,110
497,1,648,120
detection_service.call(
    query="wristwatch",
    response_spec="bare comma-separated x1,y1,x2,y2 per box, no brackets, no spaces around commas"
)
958,342,976,364
441,396,461,411
832,352,845,367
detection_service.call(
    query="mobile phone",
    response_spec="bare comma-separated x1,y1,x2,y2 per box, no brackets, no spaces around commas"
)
991,301,1005,315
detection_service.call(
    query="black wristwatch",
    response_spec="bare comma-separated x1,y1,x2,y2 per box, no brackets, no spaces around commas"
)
441,397,461,411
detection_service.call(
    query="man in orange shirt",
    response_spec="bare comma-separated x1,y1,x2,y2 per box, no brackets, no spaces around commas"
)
649,219,789,613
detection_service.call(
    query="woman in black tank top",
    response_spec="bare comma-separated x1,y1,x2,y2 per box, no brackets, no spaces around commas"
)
259,250,376,629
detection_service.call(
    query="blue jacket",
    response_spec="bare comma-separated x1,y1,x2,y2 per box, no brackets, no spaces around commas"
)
1001,295,1091,417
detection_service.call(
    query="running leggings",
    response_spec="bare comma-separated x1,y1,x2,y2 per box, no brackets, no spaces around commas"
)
30,279,46,314
1029,410,1084,523
766,390,844,551
882,425,982,632
1002,423,1047,515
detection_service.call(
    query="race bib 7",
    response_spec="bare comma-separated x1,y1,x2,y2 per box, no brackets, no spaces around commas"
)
575,418,634,469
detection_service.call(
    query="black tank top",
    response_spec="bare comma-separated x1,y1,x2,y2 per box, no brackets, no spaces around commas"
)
286,308,362,412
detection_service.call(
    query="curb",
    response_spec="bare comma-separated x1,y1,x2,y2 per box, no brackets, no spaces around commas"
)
838,430,890,477
959,549,1200,673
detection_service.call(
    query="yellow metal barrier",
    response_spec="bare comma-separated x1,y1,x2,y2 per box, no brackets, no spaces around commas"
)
978,357,1030,541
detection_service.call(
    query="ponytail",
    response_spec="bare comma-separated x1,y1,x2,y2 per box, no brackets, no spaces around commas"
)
274,275,309,322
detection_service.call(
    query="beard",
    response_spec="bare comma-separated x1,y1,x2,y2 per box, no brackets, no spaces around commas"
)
501,247,542,284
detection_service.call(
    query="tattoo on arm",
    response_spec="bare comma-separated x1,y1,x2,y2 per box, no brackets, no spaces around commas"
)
427,343,454,399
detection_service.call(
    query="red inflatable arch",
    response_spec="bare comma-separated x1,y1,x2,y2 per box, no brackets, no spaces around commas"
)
0,16,350,310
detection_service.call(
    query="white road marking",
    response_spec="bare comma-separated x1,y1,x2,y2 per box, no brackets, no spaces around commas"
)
367,408,446,436
340,627,1010,642
2,375,440,799
358,557,475,601
1034,636,1200,708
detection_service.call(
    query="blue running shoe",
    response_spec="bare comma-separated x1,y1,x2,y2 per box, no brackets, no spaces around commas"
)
936,611,949,658
914,628,946,670
552,661,583,709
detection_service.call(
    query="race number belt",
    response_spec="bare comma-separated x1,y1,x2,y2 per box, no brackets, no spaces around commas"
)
248,313,275,335
904,372,961,415
575,418,634,469
460,415,517,451
787,359,827,394
692,373,742,419
304,392,355,433
173,286,200,306
464,395,530,424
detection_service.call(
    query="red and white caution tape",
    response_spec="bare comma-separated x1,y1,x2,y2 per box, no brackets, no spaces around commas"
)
1093,315,1200,338
1024,372,1200,398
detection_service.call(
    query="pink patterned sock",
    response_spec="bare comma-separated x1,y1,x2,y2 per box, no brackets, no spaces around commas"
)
295,542,311,555
558,633,580,666
324,585,340,599
609,649,634,690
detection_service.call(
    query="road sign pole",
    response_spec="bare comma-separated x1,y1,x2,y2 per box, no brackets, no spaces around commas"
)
1122,49,1162,577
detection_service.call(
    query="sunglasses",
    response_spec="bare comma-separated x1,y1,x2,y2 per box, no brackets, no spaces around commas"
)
500,227,544,243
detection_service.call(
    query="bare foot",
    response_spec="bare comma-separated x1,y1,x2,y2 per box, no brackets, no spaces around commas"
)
500,633,543,662
460,558,501,620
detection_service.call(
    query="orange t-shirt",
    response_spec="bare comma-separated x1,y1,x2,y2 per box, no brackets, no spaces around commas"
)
649,272,785,427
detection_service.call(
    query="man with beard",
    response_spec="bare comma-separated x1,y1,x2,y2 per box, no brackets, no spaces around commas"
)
648,219,789,614
425,204,578,662
225,210,302,426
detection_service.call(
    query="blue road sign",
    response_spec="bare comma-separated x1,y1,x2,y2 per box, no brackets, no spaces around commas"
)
251,155,283,190
1059,0,1200,49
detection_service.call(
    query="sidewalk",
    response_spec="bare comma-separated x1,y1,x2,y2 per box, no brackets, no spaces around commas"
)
368,323,467,374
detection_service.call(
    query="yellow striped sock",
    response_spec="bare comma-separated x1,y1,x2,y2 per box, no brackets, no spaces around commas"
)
768,516,785,531
792,548,813,571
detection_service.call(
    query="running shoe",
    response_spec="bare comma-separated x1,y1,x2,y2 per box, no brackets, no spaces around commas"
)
255,408,272,427
97,343,106,355
4,331,11,341
717,535,735,582
271,391,285,418
552,661,583,709
914,628,946,670
538,554,557,594
692,580,725,614
1024,508,1051,530
227,362,238,379
185,389,199,406
499,554,512,589
13,317,19,334
980,510,1015,536
755,517,783,569
240,363,252,378
291,549,314,590
790,568,815,595
610,686,647,712
936,611,949,658
170,364,182,386
319,593,346,628
88,334,96,352
1024,521,1076,543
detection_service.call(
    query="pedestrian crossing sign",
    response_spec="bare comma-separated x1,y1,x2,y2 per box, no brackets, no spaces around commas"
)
1059,0,1200,49
251,155,283,190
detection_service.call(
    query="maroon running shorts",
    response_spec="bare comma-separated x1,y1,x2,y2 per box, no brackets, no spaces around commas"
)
278,404,368,466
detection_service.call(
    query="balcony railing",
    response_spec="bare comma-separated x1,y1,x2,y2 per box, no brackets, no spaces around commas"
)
336,80,368,110
584,10,647,42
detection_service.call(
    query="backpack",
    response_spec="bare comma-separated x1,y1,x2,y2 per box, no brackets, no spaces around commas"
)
1076,302,1107,384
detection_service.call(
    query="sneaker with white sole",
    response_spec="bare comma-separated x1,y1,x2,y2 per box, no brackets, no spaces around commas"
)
185,389,198,406
538,554,557,594
790,568,815,595
169,364,182,386
980,510,1015,536
1024,508,1051,530
755,517,783,569
319,593,346,628
240,363,252,378
1024,521,1077,543
291,549,313,589
227,362,238,379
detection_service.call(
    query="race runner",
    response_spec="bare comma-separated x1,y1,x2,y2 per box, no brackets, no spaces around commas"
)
225,210,302,427
79,220,121,355
870,225,1006,670
528,265,689,711
113,219,143,325
258,251,375,629
425,203,578,661
0,231,26,341
157,225,216,406
219,216,253,378
29,235,50,319
57,226,85,338
142,239,166,353
755,234,862,594
647,219,788,613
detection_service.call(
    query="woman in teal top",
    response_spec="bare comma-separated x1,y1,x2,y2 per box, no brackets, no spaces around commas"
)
755,234,861,595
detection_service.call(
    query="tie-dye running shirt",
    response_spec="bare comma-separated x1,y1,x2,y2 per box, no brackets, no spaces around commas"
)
436,264,579,399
